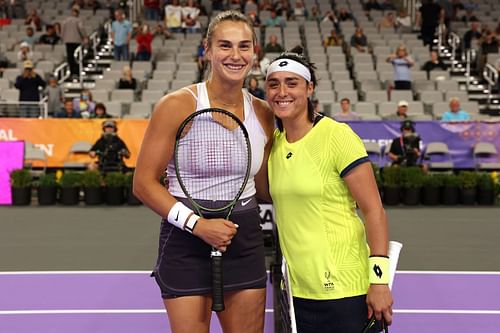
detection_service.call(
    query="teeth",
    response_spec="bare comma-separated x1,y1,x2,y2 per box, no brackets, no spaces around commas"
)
226,64,244,70
277,101,292,106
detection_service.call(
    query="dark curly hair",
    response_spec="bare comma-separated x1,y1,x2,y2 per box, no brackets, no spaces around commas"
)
269,46,318,132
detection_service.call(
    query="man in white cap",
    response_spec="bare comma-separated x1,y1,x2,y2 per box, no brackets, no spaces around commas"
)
17,41,33,61
384,100,413,120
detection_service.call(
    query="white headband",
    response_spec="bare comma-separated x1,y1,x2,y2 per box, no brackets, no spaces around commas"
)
266,58,311,82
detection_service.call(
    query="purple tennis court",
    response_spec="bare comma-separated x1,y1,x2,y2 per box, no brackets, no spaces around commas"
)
1,271,499,332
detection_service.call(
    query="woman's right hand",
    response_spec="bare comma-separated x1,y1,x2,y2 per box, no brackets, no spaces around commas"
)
193,218,238,252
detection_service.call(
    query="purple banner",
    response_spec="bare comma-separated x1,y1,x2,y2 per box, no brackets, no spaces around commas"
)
347,121,500,168
0,141,25,205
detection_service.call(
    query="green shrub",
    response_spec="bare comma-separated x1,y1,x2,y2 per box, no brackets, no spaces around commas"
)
104,172,126,187
442,173,460,187
423,173,445,188
59,172,82,188
382,166,401,187
477,173,494,190
10,169,32,188
399,167,425,188
81,170,103,188
457,171,478,189
38,173,58,187
124,172,134,188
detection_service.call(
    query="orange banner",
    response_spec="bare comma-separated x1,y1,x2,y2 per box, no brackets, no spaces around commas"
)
0,119,149,168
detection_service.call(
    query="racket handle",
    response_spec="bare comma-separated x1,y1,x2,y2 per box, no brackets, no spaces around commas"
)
211,250,224,312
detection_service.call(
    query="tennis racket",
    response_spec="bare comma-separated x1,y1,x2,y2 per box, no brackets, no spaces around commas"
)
174,108,252,312
361,241,403,333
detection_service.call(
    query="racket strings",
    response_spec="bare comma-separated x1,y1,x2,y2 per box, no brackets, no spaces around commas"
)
176,112,250,210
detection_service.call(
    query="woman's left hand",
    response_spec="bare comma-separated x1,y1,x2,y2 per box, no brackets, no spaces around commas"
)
366,284,393,325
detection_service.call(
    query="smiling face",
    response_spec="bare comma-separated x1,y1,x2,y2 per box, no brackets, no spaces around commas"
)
265,71,313,124
205,20,254,84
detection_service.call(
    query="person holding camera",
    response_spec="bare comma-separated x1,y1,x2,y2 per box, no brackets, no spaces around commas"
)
14,60,46,118
388,120,421,167
89,120,130,172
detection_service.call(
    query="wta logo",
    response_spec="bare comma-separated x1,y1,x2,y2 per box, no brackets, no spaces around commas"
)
323,271,335,291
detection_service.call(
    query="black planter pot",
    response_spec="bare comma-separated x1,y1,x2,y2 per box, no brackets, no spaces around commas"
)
477,188,495,205
84,187,103,205
402,187,421,205
422,186,441,205
105,186,124,205
37,186,57,205
441,186,459,205
383,186,400,205
59,187,80,205
126,187,142,205
11,187,32,205
460,188,477,205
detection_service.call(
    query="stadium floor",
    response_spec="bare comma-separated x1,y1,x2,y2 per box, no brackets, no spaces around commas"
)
1,206,499,332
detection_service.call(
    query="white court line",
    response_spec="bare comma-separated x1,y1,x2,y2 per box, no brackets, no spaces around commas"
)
398,271,500,275
394,309,500,315
0,309,275,315
0,270,274,275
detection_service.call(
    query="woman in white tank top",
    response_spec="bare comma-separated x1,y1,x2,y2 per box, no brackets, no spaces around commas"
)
134,10,274,333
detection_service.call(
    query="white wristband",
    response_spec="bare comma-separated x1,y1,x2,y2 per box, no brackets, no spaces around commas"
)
167,202,193,230
184,213,200,234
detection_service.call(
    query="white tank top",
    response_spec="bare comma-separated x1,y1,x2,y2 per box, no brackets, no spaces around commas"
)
166,82,268,199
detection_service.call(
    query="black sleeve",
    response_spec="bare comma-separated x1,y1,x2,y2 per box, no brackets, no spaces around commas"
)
90,138,105,152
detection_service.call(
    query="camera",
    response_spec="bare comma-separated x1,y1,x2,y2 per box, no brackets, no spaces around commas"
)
399,132,420,166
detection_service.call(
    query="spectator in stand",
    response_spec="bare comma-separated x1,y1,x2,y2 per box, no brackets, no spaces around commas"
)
25,9,43,31
381,0,396,10
307,5,321,23
181,0,201,33
135,23,153,61
387,44,415,90
247,76,265,100
481,32,499,55
350,27,369,53
118,65,137,90
55,99,81,118
322,10,339,31
91,102,112,118
73,89,96,117
264,34,284,54
259,0,273,11
416,0,443,47
111,9,132,61
38,24,61,45
144,0,160,21
0,51,9,76
243,0,258,14
87,0,102,14
461,9,479,23
44,76,64,117
441,97,471,122
20,26,39,48
274,0,291,19
384,100,413,120
292,0,307,21
396,9,412,33
61,5,87,79
337,7,354,22
421,50,447,78
196,37,207,81
165,0,182,32
17,42,33,61
463,22,482,50
323,29,344,48
247,11,261,27
9,0,25,19
364,0,382,12
0,0,10,19
333,98,361,121
378,12,397,32
265,10,285,27
14,60,46,118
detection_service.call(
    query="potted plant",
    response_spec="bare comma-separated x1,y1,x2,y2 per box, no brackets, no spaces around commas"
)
104,172,126,205
441,173,460,205
421,173,444,205
399,167,425,205
59,172,82,205
458,171,478,205
381,166,401,205
125,171,141,205
476,173,495,205
37,173,58,205
81,170,103,205
10,169,32,205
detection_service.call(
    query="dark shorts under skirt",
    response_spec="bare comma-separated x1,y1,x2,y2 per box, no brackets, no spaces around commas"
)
152,197,267,299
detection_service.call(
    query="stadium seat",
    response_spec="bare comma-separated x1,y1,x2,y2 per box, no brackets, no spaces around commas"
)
473,142,500,171
63,141,93,170
423,142,454,171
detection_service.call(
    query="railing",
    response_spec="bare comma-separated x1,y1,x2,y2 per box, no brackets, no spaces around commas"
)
128,0,141,24
447,32,461,71
0,98,48,118
483,63,499,105
465,49,475,90
73,31,101,85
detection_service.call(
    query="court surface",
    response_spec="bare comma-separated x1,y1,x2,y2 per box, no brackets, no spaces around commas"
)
1,206,499,332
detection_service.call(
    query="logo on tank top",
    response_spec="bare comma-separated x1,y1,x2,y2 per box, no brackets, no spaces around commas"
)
286,152,293,159
323,271,335,292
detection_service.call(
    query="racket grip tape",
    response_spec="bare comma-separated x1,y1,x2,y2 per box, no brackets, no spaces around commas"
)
211,254,225,312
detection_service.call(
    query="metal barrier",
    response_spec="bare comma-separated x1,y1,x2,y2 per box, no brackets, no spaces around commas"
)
0,98,48,118
447,32,461,71
483,63,499,105
73,31,101,85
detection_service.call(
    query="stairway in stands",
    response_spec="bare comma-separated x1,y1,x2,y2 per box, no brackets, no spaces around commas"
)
439,44,500,116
